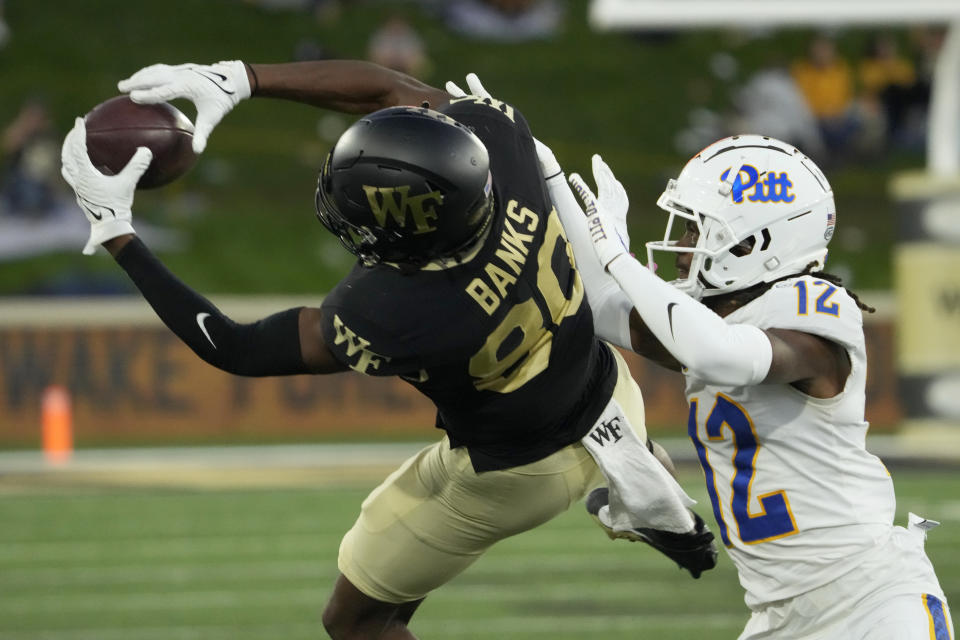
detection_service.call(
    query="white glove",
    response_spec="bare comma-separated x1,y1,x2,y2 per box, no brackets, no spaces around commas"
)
533,138,561,180
568,154,631,269
589,154,630,249
60,117,152,255
118,60,251,153
444,71,491,101
445,72,561,180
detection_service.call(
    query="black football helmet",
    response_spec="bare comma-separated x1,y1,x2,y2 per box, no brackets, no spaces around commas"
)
315,106,495,266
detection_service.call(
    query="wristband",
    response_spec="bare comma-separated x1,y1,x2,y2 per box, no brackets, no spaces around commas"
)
243,61,260,95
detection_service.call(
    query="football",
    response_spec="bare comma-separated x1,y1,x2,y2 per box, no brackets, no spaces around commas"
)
84,95,197,189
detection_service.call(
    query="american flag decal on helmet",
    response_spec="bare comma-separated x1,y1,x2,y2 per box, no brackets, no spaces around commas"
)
824,212,836,241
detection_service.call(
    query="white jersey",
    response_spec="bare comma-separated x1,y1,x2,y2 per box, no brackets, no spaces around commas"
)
683,275,895,608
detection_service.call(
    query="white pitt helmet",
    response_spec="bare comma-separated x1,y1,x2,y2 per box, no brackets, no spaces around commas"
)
647,135,836,299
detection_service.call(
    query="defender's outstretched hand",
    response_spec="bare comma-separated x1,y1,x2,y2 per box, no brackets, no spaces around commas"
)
118,60,251,153
60,117,152,255
568,155,632,270
589,154,631,250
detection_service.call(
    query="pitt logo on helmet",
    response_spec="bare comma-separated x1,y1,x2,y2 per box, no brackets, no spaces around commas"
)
720,165,796,204
363,185,444,234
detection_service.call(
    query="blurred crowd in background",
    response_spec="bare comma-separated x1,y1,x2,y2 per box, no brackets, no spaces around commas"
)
675,26,946,167
0,0,567,266
0,0,946,275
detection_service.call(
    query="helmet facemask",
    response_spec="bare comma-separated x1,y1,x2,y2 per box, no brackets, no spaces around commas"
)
647,180,745,299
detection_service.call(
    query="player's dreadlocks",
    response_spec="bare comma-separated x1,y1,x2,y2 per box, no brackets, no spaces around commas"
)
708,261,876,315
810,268,876,314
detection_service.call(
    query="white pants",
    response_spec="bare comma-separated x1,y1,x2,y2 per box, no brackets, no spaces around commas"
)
740,525,953,640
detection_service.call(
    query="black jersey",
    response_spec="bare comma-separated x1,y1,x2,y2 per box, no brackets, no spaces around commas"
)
321,97,616,471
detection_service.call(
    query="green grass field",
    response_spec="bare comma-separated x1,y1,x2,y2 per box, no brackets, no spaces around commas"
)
1,465,956,639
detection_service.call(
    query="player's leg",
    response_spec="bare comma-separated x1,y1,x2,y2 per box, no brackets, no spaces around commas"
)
322,442,456,639
739,522,953,640
326,436,603,638
851,522,954,640
766,525,952,640
322,574,423,639
851,527,953,639
391,597,426,627
853,592,953,640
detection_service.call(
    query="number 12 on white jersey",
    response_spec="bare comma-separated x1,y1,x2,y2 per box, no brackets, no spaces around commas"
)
688,395,799,547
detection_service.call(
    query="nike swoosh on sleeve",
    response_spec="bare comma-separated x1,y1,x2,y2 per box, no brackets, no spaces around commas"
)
666,302,678,340
196,312,217,349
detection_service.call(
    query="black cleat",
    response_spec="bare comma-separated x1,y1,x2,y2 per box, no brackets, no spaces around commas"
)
586,487,719,579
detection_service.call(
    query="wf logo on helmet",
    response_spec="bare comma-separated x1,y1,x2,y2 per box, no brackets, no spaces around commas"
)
363,185,444,234
720,165,795,204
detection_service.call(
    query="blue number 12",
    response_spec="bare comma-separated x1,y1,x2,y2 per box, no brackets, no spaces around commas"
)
688,395,798,546
794,280,839,316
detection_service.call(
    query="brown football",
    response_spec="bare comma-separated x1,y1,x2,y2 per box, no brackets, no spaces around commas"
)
84,95,197,189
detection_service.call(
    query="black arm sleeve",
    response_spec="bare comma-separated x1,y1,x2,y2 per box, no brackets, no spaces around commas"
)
115,237,311,376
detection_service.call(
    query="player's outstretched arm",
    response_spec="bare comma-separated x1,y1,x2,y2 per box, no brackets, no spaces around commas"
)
249,60,450,114
553,153,679,368
570,160,773,387
569,156,851,392
624,309,683,372
119,59,450,153
62,113,346,376
103,235,346,376
540,148,637,351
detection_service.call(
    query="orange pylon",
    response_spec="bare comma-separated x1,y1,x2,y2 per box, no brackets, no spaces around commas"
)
41,385,73,464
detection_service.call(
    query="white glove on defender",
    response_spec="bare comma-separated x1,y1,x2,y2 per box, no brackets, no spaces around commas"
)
60,118,152,255
569,154,773,386
568,155,631,269
118,60,251,153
